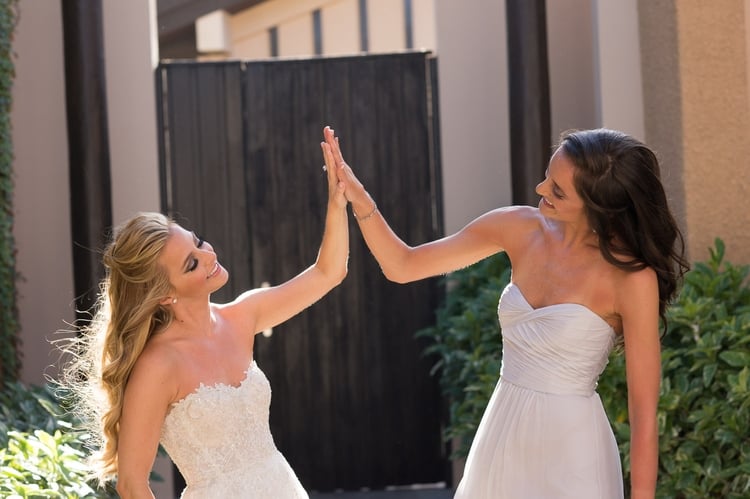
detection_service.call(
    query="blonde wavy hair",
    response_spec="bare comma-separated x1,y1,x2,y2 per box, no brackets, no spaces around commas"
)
62,212,175,484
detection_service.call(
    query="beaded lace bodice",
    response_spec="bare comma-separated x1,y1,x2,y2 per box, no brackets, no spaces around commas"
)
160,361,307,498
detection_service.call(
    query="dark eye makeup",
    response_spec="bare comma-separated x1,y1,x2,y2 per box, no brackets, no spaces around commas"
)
187,258,199,272
186,232,205,272
194,233,205,248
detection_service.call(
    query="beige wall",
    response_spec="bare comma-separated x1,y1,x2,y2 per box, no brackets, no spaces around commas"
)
547,0,645,141
547,0,598,138
677,1,750,264
368,0,406,52
227,0,438,59
593,0,645,140
434,0,511,233
639,0,750,265
413,0,437,51
11,0,74,385
638,0,687,253
278,12,315,56
12,0,163,385
230,0,333,58
103,0,162,225
322,0,360,56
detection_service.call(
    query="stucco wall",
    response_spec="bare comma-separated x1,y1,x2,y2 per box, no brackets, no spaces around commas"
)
638,0,688,255
434,0,511,233
546,0,597,138
640,0,750,265
11,0,74,385
677,1,750,264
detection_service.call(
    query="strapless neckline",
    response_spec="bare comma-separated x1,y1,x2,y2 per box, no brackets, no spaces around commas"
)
168,359,257,414
508,282,614,332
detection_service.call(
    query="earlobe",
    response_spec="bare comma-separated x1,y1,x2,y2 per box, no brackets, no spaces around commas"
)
160,296,176,306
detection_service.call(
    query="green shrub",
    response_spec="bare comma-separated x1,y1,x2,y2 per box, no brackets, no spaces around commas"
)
0,382,71,446
0,429,101,498
0,381,117,498
419,240,750,496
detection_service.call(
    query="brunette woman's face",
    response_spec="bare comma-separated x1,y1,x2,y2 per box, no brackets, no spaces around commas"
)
159,224,228,300
535,148,588,225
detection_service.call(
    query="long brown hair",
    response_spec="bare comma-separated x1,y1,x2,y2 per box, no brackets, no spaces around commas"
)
558,129,690,332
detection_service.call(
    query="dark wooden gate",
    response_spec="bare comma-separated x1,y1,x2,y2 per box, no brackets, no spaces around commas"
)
156,52,446,492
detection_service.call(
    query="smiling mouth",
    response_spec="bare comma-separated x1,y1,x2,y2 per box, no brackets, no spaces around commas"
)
542,197,555,208
207,262,220,278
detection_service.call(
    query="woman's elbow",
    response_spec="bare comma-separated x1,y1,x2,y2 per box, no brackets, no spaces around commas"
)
323,263,348,288
381,267,411,284
334,265,348,285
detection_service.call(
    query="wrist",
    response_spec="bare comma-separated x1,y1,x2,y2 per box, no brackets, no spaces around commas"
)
352,196,377,222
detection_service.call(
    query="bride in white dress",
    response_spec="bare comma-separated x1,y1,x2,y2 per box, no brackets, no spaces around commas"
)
64,127,349,498
326,127,688,499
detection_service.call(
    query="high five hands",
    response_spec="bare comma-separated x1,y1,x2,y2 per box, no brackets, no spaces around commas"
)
320,126,348,210
322,126,377,219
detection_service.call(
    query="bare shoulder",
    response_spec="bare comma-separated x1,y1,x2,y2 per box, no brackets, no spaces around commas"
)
469,205,542,234
216,293,260,332
484,205,542,224
617,266,658,300
128,336,183,404
477,205,543,254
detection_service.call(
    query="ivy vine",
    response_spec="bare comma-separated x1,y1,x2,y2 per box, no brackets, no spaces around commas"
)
0,0,20,384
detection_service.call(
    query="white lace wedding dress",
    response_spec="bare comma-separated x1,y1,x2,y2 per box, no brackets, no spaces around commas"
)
454,282,624,498
160,361,308,498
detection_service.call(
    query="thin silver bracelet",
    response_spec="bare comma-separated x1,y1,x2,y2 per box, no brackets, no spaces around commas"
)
354,203,378,222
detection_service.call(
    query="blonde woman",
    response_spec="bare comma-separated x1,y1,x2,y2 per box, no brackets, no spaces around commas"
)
64,128,348,498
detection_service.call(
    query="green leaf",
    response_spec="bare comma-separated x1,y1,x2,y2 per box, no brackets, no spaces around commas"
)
702,363,718,387
719,351,750,368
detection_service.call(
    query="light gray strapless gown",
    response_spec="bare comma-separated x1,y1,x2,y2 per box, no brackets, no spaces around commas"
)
454,282,624,499
160,361,308,498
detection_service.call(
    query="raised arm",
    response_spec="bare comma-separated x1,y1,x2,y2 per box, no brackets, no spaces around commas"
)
619,268,661,499
231,127,349,334
323,126,526,283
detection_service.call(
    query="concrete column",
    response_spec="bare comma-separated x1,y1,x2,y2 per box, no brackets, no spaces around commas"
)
546,0,597,139
434,0,511,234
11,0,74,385
102,0,161,225
593,0,645,140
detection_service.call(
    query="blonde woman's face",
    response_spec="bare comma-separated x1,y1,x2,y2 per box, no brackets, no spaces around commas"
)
159,224,228,300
